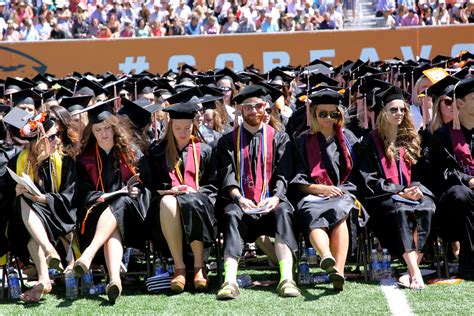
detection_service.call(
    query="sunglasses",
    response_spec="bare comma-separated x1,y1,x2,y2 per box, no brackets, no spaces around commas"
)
264,108,272,115
441,98,453,106
388,107,406,114
47,132,60,142
242,102,266,110
219,87,232,92
317,110,340,119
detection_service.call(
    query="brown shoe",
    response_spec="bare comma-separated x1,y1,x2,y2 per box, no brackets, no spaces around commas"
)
106,280,122,304
171,268,186,293
194,267,208,291
73,251,94,277
45,249,64,273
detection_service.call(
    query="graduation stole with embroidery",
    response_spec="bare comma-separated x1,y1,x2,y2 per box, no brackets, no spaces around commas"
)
233,123,275,204
16,149,63,192
448,124,474,176
371,129,411,186
306,125,353,186
169,136,201,190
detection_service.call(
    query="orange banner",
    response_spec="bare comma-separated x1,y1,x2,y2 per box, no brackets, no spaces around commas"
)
0,25,473,78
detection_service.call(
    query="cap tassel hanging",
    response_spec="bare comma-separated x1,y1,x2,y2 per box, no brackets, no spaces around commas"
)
420,90,430,130
411,73,416,105
452,82,462,130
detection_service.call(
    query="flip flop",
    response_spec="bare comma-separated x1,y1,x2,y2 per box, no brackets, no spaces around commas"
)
410,275,426,290
396,274,411,289
277,279,301,297
20,283,45,304
216,281,240,300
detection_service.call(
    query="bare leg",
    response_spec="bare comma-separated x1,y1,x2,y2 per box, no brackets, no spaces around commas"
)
20,199,56,255
329,220,349,275
27,239,50,285
255,236,278,265
402,251,425,289
190,240,204,268
60,232,75,270
82,207,118,258
159,195,185,270
309,228,332,258
103,228,123,284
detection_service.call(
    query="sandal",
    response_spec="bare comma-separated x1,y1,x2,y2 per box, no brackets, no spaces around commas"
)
106,280,122,304
73,251,94,277
45,249,64,273
410,275,426,290
194,267,208,291
277,279,301,297
320,255,336,274
396,274,411,289
329,272,345,291
216,281,240,300
170,268,186,293
20,282,44,303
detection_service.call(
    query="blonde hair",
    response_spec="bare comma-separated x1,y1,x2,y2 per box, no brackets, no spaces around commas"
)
429,97,445,134
375,102,421,165
163,119,201,171
309,104,345,135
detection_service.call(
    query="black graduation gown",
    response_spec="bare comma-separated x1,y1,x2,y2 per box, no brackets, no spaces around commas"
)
199,125,222,149
290,129,368,239
357,133,436,257
216,125,298,257
429,124,474,275
147,140,217,248
7,154,77,259
76,146,151,250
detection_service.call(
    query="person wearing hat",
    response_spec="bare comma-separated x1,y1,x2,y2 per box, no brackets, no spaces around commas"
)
74,100,152,304
428,77,474,279
357,85,436,290
216,68,241,127
147,100,217,293
215,85,300,299
12,89,42,115
290,88,365,291
6,111,78,303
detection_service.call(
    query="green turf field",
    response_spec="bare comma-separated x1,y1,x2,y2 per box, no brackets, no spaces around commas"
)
1,268,473,315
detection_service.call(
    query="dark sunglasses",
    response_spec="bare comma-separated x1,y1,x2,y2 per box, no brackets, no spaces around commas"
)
317,110,340,119
219,87,232,92
47,132,60,142
388,107,407,114
264,108,272,115
441,98,453,106
242,102,266,110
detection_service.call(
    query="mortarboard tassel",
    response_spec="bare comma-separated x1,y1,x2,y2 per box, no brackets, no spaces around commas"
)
452,82,461,130
411,73,416,104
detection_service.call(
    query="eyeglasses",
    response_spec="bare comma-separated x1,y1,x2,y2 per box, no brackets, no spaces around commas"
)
219,86,232,92
47,132,60,142
241,102,266,110
441,98,453,106
388,107,406,114
264,108,272,115
317,110,340,119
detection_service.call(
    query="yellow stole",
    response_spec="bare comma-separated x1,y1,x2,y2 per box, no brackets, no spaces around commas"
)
16,149,63,192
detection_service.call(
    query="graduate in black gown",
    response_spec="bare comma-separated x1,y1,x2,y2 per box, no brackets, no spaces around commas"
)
428,77,474,279
216,85,300,300
74,100,151,304
148,101,217,293
291,88,365,291
358,85,436,290
7,112,77,303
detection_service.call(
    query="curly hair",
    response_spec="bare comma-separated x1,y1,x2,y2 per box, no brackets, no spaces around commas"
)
81,115,138,172
49,106,80,159
375,101,421,165
27,135,52,180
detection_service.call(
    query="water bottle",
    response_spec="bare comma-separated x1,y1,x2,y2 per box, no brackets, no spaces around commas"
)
81,270,94,295
236,275,252,288
167,258,174,274
370,249,382,281
123,247,132,271
381,249,392,279
155,258,165,276
311,273,329,284
307,248,318,265
8,268,21,299
297,251,311,285
89,282,106,295
65,270,78,300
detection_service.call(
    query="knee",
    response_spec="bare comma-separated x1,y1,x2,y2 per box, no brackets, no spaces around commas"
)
445,185,471,206
273,203,292,219
160,195,178,213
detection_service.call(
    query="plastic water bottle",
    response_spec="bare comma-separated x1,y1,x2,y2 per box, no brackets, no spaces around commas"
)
236,275,252,288
8,268,21,299
65,270,78,300
81,270,94,295
89,282,106,295
167,258,174,274
155,258,165,276
298,251,311,285
381,249,392,279
311,273,329,284
307,248,318,265
370,249,382,281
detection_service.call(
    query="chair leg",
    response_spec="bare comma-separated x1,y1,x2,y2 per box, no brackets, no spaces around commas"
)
215,233,223,285
435,237,442,278
443,241,450,278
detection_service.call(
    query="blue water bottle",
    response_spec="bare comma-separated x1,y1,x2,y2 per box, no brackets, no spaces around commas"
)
8,267,21,299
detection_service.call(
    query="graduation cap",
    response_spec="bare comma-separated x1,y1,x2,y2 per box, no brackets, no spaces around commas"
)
166,87,203,105
3,107,33,130
308,58,333,69
179,64,197,74
196,74,224,86
303,63,334,76
267,68,294,86
426,75,459,101
75,78,107,97
136,78,158,96
244,64,262,75
0,103,11,114
53,78,77,91
431,54,452,65
308,88,344,107
215,67,241,84
452,68,469,80
253,82,284,103
175,72,197,88
56,86,74,101
153,83,177,101
118,98,161,129
19,112,55,140
41,90,57,103
454,77,474,99
372,85,409,114
32,73,51,85
60,95,93,113
162,69,178,80
301,73,339,90
199,86,225,108
163,100,201,120
11,89,42,107
0,84,4,97
75,98,117,124
5,77,34,93
232,85,270,104
237,71,264,84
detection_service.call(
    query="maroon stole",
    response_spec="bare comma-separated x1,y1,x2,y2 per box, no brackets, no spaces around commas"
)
448,125,474,176
77,142,133,190
169,140,201,190
305,126,352,185
371,129,411,186
233,124,275,204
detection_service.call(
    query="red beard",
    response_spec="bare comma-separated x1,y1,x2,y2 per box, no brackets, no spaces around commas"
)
243,112,263,127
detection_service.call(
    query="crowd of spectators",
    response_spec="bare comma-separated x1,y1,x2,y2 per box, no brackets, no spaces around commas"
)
0,0,472,41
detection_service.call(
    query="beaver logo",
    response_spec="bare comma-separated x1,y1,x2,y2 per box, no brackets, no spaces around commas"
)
0,46,47,78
